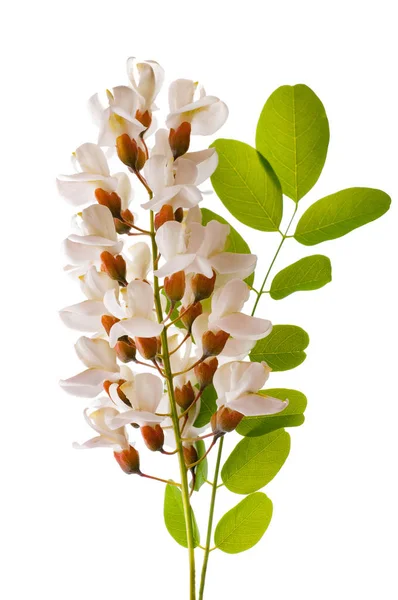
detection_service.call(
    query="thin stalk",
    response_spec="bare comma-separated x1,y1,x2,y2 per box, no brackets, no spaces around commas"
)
198,437,224,600
150,210,197,600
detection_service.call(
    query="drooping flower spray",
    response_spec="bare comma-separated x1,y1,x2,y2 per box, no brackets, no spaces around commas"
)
59,57,391,599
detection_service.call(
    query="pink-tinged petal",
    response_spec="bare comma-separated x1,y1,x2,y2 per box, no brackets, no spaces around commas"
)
155,221,186,259
112,85,139,113
174,158,198,185
227,393,288,417
75,336,118,371
211,279,250,318
168,79,195,113
60,368,119,397
126,280,155,319
134,372,164,413
185,148,219,185
126,242,151,280
141,185,183,211
190,100,229,135
155,254,195,278
174,185,202,210
109,410,164,429
82,204,117,240
212,313,272,341
221,338,255,360
56,177,104,207
198,221,229,258
144,154,168,195
210,252,257,276
75,143,110,176
188,255,214,278
109,318,163,346
114,172,133,210
186,222,205,253
59,300,107,332
80,267,119,300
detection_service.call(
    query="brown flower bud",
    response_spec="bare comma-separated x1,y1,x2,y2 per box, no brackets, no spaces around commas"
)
115,338,137,363
101,315,120,335
202,330,229,357
103,379,131,407
175,381,195,410
164,271,186,304
211,406,244,434
169,122,191,160
135,146,146,172
95,188,122,218
174,207,184,223
114,445,141,474
135,109,152,130
100,252,127,286
154,204,174,230
191,271,216,302
135,336,159,360
141,424,164,452
114,218,132,235
180,302,202,331
183,444,198,468
120,209,134,225
194,357,218,390
116,133,138,169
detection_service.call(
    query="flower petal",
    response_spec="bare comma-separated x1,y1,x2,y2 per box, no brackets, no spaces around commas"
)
213,313,272,341
60,368,119,397
109,318,163,346
227,393,288,416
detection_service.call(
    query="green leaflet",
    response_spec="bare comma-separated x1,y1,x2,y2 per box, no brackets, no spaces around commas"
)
210,139,283,231
214,492,273,554
294,187,391,245
201,207,254,286
164,484,200,548
237,389,307,437
256,84,329,202
194,440,208,491
221,429,291,494
270,255,332,299
250,324,309,371
194,384,217,428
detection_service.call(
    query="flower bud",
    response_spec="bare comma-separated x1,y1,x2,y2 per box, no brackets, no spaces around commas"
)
121,209,134,225
191,271,216,302
194,357,218,390
183,444,198,468
175,381,195,410
154,204,174,230
95,188,122,218
114,218,132,235
211,406,244,434
101,315,120,335
116,133,138,169
135,146,146,172
202,330,229,357
135,109,152,130
141,424,164,452
100,251,127,286
180,302,202,331
169,122,191,160
114,445,141,474
115,338,137,363
103,379,131,407
135,336,159,360
164,271,186,304
174,207,184,223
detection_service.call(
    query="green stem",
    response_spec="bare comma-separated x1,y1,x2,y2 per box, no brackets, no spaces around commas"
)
198,436,224,600
251,204,298,316
150,210,197,600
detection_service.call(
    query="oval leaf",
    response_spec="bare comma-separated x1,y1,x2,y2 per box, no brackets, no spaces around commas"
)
215,492,273,554
256,84,330,202
221,429,291,494
164,484,200,547
294,187,391,246
194,384,217,428
210,139,283,231
250,324,309,371
201,208,254,286
270,255,332,299
237,389,307,437
194,440,208,491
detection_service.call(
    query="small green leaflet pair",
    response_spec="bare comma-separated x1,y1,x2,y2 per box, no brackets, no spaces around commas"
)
163,84,391,557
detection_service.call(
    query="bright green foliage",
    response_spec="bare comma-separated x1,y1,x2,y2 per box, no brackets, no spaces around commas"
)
256,84,329,202
214,493,273,554
294,187,391,245
221,429,291,494
164,484,200,548
250,324,309,371
237,389,307,437
194,440,208,491
270,255,332,299
201,207,255,286
193,384,217,428
210,139,283,231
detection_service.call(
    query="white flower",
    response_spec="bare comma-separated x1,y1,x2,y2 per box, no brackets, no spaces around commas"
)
154,220,257,280
126,57,164,111
108,373,165,428
103,280,164,346
60,336,130,398
141,129,218,212
168,332,197,390
59,267,119,333
166,79,228,135
89,86,146,147
213,361,288,416
64,204,122,273
73,401,129,451
56,143,132,208
192,279,272,359
125,242,151,281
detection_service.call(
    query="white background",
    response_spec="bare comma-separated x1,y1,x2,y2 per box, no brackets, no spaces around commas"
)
1,1,397,598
